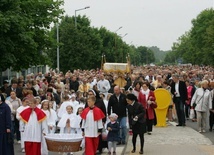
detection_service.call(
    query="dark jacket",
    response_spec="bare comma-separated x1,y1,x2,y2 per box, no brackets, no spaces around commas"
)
127,101,146,134
107,93,127,118
171,81,188,103
70,80,79,92
5,87,23,99
0,102,11,133
107,122,120,142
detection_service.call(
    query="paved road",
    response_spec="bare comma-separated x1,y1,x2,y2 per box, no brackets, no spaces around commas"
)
186,117,214,144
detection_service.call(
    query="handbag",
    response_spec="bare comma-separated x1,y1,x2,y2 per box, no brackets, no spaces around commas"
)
101,129,108,141
189,109,195,119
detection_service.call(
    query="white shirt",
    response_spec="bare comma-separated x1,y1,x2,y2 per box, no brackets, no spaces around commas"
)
175,82,180,97
97,79,110,93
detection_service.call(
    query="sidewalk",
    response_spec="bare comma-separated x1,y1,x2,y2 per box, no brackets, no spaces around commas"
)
124,123,214,155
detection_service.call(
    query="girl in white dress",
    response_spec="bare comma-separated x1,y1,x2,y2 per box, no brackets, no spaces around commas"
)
76,107,85,150
41,100,57,155
57,105,79,134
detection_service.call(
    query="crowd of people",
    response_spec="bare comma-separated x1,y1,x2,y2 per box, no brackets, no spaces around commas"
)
0,64,214,155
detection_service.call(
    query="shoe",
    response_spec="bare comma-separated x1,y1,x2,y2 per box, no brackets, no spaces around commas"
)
131,149,136,153
121,141,126,145
17,140,21,144
202,130,206,133
147,132,151,135
21,149,25,153
117,142,121,145
198,130,202,133
108,152,111,155
113,151,116,155
176,124,182,126
139,150,144,154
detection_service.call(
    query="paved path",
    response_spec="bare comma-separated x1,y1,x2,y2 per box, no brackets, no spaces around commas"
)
125,122,214,155
14,122,214,155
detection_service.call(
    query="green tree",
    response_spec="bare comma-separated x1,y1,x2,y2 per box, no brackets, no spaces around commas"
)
168,8,214,65
49,16,132,72
49,15,103,73
0,0,64,71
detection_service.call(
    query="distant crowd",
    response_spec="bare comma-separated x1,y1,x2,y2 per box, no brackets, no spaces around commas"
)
0,64,213,155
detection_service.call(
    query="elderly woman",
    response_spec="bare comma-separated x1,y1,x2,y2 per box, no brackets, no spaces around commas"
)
126,93,145,154
191,80,212,133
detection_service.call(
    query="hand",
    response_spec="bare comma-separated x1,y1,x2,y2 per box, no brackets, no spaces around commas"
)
82,132,85,136
107,127,112,131
147,100,152,105
43,133,46,136
49,126,53,130
6,129,10,133
210,110,214,113
103,87,106,89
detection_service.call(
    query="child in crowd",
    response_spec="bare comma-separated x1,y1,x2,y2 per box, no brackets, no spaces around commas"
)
41,100,57,133
16,97,29,153
81,96,105,155
107,113,120,155
20,97,48,155
76,107,85,150
35,96,41,109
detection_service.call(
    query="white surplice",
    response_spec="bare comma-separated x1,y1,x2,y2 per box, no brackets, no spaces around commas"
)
81,110,103,137
23,111,48,142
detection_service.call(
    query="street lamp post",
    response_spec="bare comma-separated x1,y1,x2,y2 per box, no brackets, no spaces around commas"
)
120,33,128,62
56,23,59,71
114,26,123,51
75,6,90,28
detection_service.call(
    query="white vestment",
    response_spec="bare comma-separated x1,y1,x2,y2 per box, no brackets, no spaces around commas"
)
81,110,103,137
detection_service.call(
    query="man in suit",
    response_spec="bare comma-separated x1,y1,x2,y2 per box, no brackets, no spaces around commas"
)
108,86,127,144
171,74,188,126
5,79,23,99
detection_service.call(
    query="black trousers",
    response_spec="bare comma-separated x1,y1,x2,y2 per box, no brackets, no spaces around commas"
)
132,133,144,151
174,97,186,125
146,119,154,132
209,111,214,130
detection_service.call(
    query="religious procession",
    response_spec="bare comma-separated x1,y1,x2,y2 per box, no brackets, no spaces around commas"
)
0,61,214,155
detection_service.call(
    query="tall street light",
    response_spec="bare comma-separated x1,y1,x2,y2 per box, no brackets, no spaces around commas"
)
75,6,90,28
56,23,59,71
120,33,128,62
114,26,123,51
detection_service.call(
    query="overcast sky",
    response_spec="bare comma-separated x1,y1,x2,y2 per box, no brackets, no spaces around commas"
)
63,0,213,51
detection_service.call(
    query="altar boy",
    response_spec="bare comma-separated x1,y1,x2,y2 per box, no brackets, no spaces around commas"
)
20,97,48,155
81,96,105,155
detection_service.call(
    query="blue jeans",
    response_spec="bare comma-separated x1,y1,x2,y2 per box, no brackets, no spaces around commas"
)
117,117,127,143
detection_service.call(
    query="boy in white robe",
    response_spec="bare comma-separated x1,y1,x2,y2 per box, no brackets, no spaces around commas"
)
20,97,48,155
81,96,105,155
16,97,29,153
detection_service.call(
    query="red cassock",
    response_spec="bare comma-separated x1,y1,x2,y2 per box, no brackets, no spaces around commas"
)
81,106,105,155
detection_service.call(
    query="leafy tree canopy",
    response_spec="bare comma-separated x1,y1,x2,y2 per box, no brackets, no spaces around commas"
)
0,0,64,71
